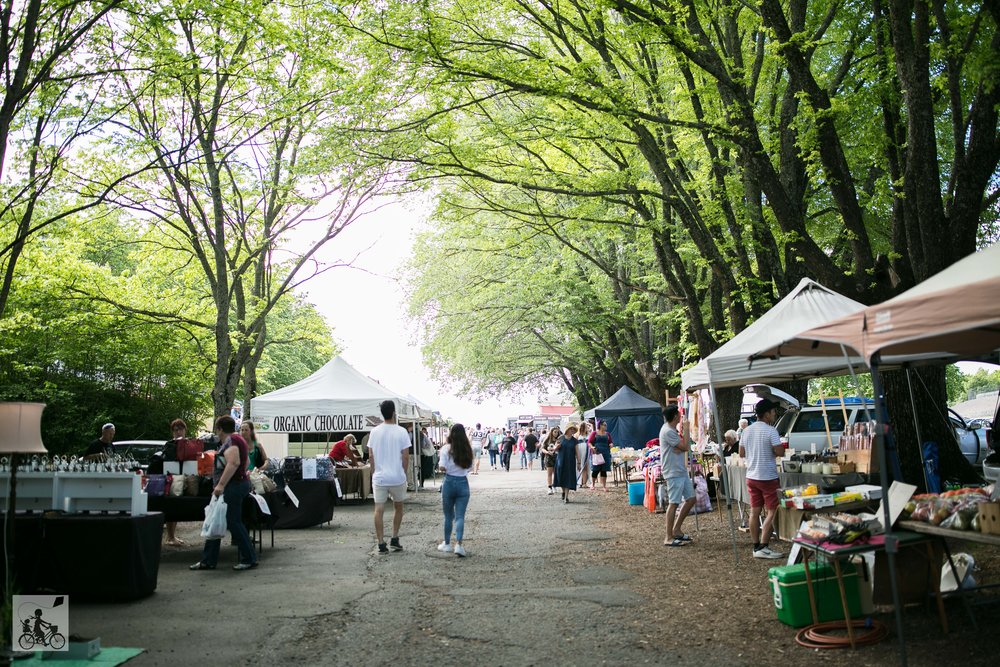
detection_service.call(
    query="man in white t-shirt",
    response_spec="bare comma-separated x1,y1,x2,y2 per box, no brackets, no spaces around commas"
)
739,398,785,559
469,423,486,472
369,400,411,555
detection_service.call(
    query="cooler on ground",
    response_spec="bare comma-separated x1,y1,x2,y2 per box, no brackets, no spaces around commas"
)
768,561,862,627
627,481,644,505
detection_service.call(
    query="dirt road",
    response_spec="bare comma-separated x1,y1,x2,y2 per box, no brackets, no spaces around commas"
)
70,469,682,666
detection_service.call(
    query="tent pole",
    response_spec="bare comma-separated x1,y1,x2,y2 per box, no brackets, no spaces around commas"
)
705,370,740,561
905,366,931,491
871,355,908,667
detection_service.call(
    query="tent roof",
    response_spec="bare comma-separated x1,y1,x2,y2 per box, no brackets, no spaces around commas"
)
752,244,1000,364
681,278,866,391
584,386,661,418
250,355,419,421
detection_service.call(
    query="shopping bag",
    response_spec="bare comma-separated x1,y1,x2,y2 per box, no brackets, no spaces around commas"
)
692,475,712,514
170,474,185,497
644,471,657,513
200,495,228,539
591,452,605,466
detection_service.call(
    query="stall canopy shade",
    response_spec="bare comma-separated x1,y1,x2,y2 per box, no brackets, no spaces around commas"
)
752,243,1000,364
249,356,420,433
584,386,663,447
681,278,866,391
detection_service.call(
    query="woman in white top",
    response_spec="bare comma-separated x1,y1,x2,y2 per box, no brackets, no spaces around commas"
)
437,423,474,557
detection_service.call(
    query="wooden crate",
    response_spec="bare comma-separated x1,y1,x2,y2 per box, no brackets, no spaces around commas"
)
839,449,877,474
978,502,1000,536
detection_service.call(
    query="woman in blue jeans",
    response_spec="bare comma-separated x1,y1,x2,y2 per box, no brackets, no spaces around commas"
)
437,423,474,557
190,415,258,571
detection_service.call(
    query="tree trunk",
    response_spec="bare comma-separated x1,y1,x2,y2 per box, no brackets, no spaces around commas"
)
881,366,980,492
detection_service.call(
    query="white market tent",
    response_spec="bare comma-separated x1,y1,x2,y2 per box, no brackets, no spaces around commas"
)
681,278,867,391
678,278,869,564
249,356,421,434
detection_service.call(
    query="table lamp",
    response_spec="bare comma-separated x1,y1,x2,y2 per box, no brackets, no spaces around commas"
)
0,402,48,658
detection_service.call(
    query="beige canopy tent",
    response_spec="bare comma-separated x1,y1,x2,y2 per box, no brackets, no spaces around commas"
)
753,242,1000,363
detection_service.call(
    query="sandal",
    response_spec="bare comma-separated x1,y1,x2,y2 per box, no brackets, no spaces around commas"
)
663,538,687,547
677,534,693,542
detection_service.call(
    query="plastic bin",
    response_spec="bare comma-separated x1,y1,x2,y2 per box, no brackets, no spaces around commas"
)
628,481,645,505
768,561,861,627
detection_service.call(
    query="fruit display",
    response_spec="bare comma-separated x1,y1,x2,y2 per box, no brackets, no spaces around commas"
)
904,486,993,532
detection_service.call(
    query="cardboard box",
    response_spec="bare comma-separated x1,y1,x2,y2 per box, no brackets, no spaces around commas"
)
846,484,883,500
978,502,1000,535
840,449,876,474
872,541,942,605
793,494,834,510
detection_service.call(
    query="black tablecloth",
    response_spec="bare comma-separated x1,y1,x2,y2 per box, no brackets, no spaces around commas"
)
1,512,164,601
147,479,336,529
265,479,337,528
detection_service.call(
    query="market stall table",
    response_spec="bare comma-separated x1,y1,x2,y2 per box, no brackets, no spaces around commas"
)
1,511,164,600
793,530,947,648
336,465,372,500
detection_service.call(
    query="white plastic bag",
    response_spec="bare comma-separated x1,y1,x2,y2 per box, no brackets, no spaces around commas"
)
200,494,228,539
940,552,975,592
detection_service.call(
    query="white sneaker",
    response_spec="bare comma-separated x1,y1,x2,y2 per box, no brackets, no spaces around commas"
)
753,546,784,560
454,544,466,557
437,542,453,553
547,488,554,495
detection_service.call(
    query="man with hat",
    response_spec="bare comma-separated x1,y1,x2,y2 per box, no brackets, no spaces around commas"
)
739,399,785,559
84,423,115,459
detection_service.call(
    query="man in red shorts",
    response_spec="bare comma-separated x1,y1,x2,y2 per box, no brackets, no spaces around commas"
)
739,398,785,559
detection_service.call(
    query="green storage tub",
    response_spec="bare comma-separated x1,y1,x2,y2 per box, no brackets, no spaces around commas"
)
768,561,862,627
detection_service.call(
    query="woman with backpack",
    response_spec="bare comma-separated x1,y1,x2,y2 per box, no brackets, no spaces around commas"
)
437,423,474,557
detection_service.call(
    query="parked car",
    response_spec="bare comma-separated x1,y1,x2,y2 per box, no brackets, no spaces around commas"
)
948,410,990,465
110,440,164,471
743,384,872,451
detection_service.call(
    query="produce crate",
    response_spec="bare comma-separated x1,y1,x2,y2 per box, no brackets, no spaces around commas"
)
768,561,862,627
978,502,1000,536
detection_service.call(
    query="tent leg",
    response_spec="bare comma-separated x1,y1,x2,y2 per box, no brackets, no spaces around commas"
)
905,366,931,491
705,380,740,562
872,357,908,667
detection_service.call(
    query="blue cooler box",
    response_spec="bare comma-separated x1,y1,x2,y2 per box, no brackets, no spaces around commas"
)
768,561,861,627
627,481,645,505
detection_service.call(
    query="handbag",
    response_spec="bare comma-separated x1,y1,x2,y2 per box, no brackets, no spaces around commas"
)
170,474,185,497
197,450,216,477
591,452,605,466
177,438,204,462
200,495,228,539
184,474,201,496
145,474,166,496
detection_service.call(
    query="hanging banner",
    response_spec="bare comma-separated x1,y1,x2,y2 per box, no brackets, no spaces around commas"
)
254,413,378,433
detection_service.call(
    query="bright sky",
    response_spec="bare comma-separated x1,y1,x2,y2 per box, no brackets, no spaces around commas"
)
297,198,542,427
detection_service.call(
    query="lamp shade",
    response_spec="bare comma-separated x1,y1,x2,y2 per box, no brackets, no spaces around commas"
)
0,402,48,454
